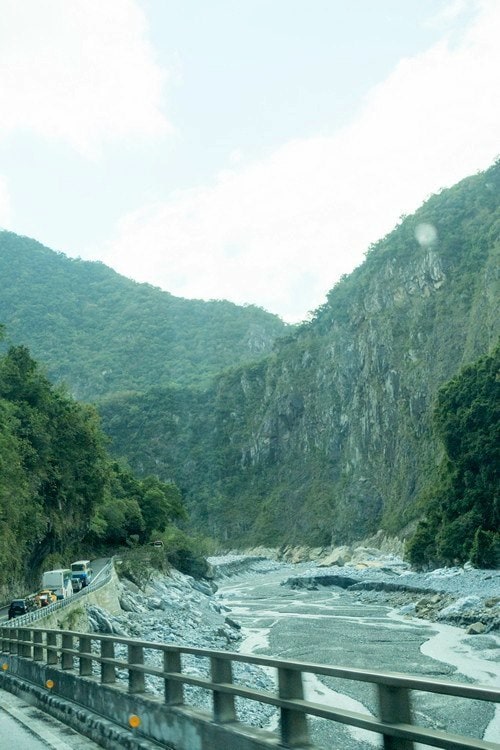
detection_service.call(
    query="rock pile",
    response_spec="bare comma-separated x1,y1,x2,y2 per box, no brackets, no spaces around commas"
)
86,565,276,728
282,553,500,633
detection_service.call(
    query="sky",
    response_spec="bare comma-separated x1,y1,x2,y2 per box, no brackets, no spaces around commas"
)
0,0,499,323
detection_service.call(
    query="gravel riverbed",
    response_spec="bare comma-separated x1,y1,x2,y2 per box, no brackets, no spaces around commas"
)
85,550,499,737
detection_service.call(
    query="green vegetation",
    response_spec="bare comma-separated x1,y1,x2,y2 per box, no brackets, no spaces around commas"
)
88,463,187,547
99,162,499,549
0,335,105,595
0,332,192,598
0,231,289,400
407,345,499,568
115,531,215,589
1,162,498,560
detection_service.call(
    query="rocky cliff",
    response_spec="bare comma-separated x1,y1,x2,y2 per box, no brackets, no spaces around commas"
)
101,162,499,547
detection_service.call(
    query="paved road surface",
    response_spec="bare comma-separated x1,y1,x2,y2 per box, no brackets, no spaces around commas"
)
0,557,109,623
0,689,101,749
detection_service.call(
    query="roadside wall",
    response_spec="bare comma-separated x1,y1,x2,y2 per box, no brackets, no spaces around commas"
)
1,655,282,750
33,568,122,632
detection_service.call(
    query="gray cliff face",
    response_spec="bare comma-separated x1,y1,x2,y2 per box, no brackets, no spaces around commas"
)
203,166,499,545
99,163,499,547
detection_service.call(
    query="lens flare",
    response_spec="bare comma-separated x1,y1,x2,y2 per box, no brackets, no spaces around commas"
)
415,222,437,247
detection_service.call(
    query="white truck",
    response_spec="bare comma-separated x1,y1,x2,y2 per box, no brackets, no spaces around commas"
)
41,568,73,600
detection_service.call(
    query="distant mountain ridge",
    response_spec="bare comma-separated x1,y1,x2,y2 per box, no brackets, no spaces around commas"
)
98,161,500,546
0,232,289,399
1,161,498,551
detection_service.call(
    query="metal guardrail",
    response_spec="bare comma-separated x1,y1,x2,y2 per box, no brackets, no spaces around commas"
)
4,561,113,628
1,626,498,750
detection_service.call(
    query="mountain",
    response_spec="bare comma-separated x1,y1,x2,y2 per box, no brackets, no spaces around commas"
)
0,232,289,400
98,161,500,547
2,163,498,552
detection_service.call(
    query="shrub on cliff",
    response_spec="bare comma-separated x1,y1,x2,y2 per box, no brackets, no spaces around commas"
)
408,343,499,568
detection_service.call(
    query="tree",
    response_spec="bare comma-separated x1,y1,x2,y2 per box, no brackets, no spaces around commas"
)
407,344,499,567
139,476,187,539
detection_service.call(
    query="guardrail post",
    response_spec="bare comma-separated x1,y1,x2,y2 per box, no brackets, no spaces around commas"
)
79,635,93,676
128,643,145,693
101,639,116,684
377,683,414,750
278,666,310,747
61,633,74,670
46,631,58,665
10,628,19,654
0,627,8,653
20,629,33,658
32,629,44,660
211,656,236,723
164,650,184,705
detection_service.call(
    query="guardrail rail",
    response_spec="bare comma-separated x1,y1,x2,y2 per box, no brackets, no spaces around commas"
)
1,626,499,750
4,561,113,628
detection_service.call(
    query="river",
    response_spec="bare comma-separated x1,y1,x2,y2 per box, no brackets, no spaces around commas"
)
216,562,500,750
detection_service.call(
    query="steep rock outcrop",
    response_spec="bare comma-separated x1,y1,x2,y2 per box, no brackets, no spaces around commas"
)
101,163,500,547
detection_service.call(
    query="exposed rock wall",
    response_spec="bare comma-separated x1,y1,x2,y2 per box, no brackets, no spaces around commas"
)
101,163,500,549
193,165,500,544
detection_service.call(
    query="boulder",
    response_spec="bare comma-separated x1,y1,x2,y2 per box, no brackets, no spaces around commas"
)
485,597,500,608
466,622,487,635
87,605,127,635
224,616,241,630
191,579,215,597
119,590,146,613
350,546,383,563
317,546,351,567
438,596,482,618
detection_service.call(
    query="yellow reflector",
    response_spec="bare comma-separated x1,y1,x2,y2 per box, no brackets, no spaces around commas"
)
46,679,55,689
1,663,8,671
129,714,141,729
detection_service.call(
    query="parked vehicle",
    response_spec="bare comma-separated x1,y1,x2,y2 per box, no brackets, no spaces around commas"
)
37,589,57,606
70,560,93,589
41,569,73,600
8,599,28,619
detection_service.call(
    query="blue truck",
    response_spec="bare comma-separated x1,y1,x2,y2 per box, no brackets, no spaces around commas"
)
70,560,93,591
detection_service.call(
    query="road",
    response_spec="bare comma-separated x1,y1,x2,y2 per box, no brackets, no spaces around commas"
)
0,689,102,748
0,557,109,623
217,564,500,750
0,558,110,747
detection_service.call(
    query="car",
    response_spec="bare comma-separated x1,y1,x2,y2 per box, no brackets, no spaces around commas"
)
8,599,28,619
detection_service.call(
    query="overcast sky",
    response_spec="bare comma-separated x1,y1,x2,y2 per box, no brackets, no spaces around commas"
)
1,0,499,322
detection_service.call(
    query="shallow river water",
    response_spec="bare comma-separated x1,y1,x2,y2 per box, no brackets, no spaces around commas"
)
216,564,500,750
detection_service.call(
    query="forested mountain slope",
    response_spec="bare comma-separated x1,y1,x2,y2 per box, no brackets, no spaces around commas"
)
0,336,194,597
99,162,499,547
0,232,288,400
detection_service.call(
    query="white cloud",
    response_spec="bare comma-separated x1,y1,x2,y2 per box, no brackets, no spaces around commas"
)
0,176,12,227
425,0,474,27
0,0,171,155
96,0,500,322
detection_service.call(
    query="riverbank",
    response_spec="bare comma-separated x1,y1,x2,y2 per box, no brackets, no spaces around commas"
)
211,543,500,633
80,549,499,743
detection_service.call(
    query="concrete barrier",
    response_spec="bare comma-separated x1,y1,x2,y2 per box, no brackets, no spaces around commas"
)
1,626,499,750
